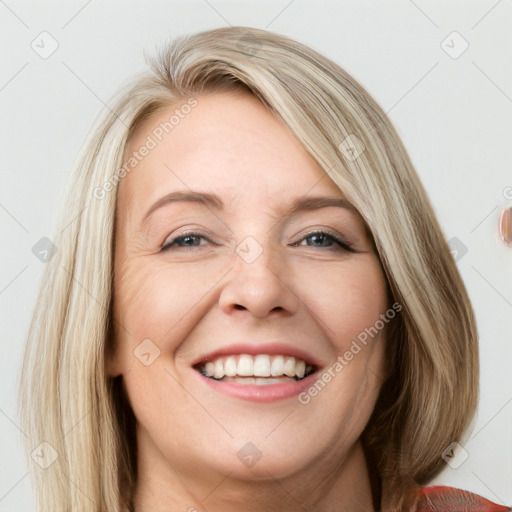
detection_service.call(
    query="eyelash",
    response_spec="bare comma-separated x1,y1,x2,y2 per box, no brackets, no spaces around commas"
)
161,230,357,253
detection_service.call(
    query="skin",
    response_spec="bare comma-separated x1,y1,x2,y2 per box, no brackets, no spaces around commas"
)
108,89,390,512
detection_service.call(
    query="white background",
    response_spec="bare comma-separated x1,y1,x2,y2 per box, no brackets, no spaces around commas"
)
1,1,511,509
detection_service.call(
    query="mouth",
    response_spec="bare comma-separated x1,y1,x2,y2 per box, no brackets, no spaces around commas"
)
192,345,322,402
194,354,317,384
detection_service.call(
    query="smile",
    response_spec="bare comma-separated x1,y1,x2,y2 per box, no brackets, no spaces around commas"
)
193,346,321,402
196,354,317,382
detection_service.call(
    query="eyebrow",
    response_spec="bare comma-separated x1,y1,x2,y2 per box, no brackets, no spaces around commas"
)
140,190,358,229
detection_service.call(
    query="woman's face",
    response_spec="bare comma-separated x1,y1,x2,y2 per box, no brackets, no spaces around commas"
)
110,90,389,494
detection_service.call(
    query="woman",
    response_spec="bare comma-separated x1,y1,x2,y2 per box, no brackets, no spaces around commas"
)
18,26,510,512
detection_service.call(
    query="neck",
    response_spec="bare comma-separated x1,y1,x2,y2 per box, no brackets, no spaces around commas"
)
132,429,375,512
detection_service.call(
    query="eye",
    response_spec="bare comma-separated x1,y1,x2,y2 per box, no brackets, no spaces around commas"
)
161,230,357,253
161,231,212,251
292,230,357,253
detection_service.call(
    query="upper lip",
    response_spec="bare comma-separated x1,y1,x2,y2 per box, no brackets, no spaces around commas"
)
191,342,324,369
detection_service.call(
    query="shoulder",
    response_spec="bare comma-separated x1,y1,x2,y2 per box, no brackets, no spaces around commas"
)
415,486,510,511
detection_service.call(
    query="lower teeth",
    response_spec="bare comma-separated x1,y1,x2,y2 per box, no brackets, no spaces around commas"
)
210,376,300,384
196,365,315,382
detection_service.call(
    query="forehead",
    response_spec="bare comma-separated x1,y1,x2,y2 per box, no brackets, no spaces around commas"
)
117,91,352,226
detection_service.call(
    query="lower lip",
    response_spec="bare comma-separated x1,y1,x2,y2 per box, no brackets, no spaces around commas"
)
197,371,319,403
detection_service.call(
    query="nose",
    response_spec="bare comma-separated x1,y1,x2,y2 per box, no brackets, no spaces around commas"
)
218,235,300,319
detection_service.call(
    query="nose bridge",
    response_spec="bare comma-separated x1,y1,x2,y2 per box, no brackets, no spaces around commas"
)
230,211,280,269
235,234,268,266
233,231,281,291
218,229,299,317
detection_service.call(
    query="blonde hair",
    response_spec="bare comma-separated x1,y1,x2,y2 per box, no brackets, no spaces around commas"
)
18,26,478,512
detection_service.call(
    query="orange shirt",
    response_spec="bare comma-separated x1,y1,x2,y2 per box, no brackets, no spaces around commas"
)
416,486,510,511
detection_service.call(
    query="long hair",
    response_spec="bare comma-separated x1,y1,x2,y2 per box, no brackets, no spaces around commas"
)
18,26,478,512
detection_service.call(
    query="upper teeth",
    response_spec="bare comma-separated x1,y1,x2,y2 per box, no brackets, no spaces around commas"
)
201,354,310,379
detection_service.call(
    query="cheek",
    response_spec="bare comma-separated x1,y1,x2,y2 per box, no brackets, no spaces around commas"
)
298,254,389,351
294,255,389,423
113,256,228,352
